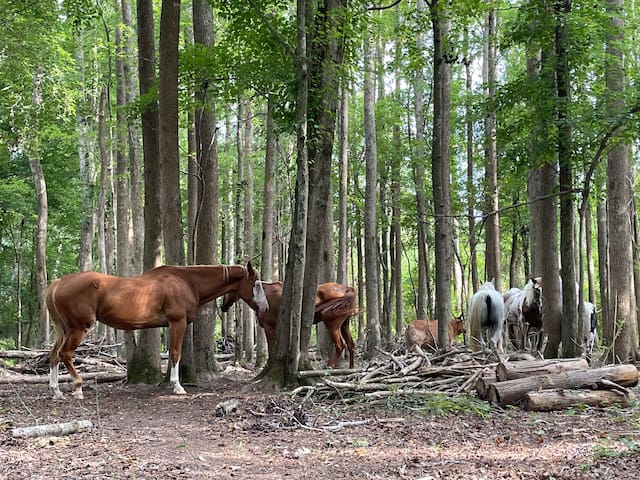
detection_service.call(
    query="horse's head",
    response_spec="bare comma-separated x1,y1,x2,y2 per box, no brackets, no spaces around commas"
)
451,314,467,335
236,262,269,315
220,291,239,313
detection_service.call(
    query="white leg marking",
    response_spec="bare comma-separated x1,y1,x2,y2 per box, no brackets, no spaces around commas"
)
171,360,186,395
50,364,64,400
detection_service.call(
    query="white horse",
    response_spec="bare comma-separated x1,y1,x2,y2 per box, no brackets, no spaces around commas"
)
469,280,505,354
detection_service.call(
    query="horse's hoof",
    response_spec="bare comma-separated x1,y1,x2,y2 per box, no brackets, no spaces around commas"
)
52,392,64,401
72,391,84,400
174,387,187,395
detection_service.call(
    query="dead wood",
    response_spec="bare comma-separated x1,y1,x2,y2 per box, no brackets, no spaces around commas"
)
12,420,93,438
0,371,126,385
496,358,589,381
523,388,636,411
487,364,639,407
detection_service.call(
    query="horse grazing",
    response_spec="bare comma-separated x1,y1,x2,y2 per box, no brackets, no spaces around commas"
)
468,281,505,353
221,281,358,368
47,263,268,399
582,301,598,362
503,277,543,351
405,315,466,352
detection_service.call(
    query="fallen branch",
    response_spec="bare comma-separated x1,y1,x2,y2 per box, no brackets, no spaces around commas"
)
12,420,93,438
0,371,126,385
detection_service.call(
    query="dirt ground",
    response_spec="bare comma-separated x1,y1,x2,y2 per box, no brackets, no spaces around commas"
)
1,365,639,480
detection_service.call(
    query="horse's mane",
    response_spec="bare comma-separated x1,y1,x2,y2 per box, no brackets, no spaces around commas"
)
522,277,541,306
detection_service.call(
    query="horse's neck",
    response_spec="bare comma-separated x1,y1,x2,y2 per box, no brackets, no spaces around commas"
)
184,265,246,303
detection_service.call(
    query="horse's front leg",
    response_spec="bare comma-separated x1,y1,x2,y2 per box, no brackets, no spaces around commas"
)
169,321,187,395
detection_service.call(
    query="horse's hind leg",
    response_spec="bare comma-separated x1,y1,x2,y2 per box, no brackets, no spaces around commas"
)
327,324,345,368
168,321,187,395
49,328,66,400
340,318,355,368
59,328,89,399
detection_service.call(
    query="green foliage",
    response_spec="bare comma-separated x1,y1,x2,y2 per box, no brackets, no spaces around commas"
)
385,392,493,418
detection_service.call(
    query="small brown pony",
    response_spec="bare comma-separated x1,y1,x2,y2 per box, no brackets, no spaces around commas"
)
47,263,268,399
221,281,358,368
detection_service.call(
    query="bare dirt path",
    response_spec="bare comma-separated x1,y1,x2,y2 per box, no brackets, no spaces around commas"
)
1,366,638,480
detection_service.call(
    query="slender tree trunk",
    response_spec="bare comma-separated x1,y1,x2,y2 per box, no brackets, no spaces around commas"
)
243,100,256,364
464,27,478,294
192,0,219,378
483,8,500,291
75,37,95,273
597,197,611,344
122,0,143,275
363,11,381,358
431,0,453,349
555,0,579,358
337,85,349,285
414,0,429,321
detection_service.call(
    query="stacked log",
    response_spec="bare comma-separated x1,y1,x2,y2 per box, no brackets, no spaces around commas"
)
478,358,638,411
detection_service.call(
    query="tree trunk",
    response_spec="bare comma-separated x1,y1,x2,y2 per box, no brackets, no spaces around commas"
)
193,0,219,377
259,0,309,388
597,197,611,345
301,0,346,368
464,27,478,293
496,358,589,381
605,0,639,362
131,0,162,383
363,11,381,358
122,0,143,275
413,0,429,321
555,0,580,359
28,145,48,346
523,388,635,411
431,0,453,350
483,7,500,291
243,100,256,364
337,85,349,286
75,37,95,273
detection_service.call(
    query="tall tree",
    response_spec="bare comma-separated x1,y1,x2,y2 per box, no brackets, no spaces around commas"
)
605,0,639,362
192,0,219,378
430,0,453,349
363,9,381,358
129,0,162,383
483,8,500,291
555,0,579,358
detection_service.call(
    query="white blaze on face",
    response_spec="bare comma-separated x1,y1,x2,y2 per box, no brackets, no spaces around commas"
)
253,280,269,314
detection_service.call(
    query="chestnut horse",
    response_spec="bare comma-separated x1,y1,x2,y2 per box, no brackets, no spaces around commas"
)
405,315,467,352
47,263,268,399
221,281,358,368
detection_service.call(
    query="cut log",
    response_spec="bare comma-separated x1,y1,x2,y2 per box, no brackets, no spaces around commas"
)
496,358,589,381
12,420,93,438
488,364,639,407
523,388,636,411
0,371,126,385
475,374,498,400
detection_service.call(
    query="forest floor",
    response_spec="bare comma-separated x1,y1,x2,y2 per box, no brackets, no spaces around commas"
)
1,362,639,480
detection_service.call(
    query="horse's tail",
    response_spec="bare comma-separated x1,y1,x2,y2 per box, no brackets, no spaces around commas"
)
314,292,356,324
46,278,67,366
485,291,504,351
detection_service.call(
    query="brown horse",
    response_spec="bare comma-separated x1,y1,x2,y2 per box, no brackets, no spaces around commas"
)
46,263,268,399
221,281,358,368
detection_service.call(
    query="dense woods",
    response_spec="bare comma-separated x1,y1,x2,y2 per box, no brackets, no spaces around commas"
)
1,0,639,390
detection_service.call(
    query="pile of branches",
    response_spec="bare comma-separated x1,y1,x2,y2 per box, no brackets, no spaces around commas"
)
0,343,127,385
292,345,498,403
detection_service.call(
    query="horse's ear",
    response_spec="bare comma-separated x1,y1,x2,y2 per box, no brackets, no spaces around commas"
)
247,261,255,276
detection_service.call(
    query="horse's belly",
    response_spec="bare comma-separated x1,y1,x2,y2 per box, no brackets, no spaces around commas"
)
97,313,168,330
